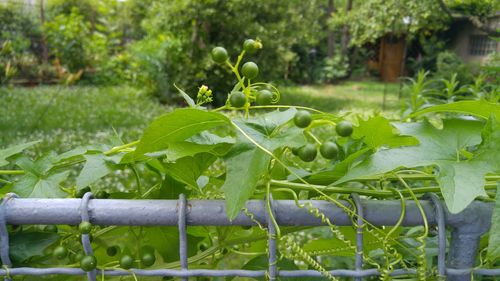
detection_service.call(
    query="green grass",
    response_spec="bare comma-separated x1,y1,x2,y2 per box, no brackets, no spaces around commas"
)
279,81,402,114
0,86,167,154
1,81,401,155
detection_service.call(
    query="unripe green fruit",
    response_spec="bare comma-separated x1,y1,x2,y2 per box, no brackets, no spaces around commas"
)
298,144,317,162
256,90,273,105
53,246,68,259
294,110,312,128
320,141,339,159
211,47,228,63
141,253,156,267
243,39,257,54
120,255,134,269
229,91,247,108
79,221,92,234
336,121,353,137
241,62,259,79
80,255,97,272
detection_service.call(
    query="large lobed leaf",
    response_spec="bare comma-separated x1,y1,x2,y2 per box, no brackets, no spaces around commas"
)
222,109,303,220
0,141,40,167
337,118,495,213
488,182,500,262
13,155,68,198
134,108,230,157
352,115,418,149
412,100,500,120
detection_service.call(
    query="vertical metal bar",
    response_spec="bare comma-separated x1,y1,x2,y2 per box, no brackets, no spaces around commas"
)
80,192,96,281
178,194,188,281
446,201,492,281
0,194,16,281
350,194,363,281
266,195,277,280
425,193,446,279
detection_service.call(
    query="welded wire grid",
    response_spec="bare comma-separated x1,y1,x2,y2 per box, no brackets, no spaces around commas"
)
0,192,499,280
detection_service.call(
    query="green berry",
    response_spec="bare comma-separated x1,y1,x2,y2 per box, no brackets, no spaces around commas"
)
80,255,97,272
241,62,259,79
298,144,317,162
106,246,120,257
256,90,273,105
229,91,247,108
211,47,228,63
293,110,312,128
79,221,92,234
72,251,85,263
291,146,300,156
336,121,353,137
320,141,339,159
120,255,134,269
53,246,68,259
141,252,156,267
243,39,257,54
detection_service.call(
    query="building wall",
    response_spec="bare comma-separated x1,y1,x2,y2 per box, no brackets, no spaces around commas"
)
450,18,499,64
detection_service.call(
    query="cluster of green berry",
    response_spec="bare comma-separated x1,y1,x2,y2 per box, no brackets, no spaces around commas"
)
50,221,155,272
211,39,277,108
291,110,353,162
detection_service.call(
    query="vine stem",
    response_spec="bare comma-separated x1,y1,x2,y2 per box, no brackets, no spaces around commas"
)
230,120,417,255
311,174,500,183
249,105,325,114
270,180,498,197
0,170,25,175
103,140,139,156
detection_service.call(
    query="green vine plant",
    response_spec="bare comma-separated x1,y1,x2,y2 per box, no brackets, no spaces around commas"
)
0,39,499,281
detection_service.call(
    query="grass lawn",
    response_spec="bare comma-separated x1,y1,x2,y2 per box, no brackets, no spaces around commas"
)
0,86,167,155
280,80,402,115
1,81,401,155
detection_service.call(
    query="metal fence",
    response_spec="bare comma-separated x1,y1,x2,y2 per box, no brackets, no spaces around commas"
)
0,192,498,281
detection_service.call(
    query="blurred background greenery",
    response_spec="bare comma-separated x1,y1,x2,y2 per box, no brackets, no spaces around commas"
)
0,0,499,153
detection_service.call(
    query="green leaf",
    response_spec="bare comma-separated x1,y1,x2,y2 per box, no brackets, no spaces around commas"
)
412,100,500,120
76,154,114,189
174,83,196,107
166,132,234,161
488,182,500,262
242,255,298,281
144,227,202,262
10,232,59,263
306,147,372,185
221,109,304,219
303,226,400,257
135,108,230,157
337,119,488,213
352,115,418,148
234,108,306,151
13,171,69,198
163,153,216,189
221,143,271,220
0,141,40,167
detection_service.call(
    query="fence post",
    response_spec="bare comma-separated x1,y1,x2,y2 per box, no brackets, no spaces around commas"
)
446,201,493,281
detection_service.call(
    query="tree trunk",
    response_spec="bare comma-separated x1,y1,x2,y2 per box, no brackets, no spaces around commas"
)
39,0,48,64
327,0,335,58
340,0,352,57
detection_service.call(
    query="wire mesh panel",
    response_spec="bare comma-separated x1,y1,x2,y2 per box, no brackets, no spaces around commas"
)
0,192,498,281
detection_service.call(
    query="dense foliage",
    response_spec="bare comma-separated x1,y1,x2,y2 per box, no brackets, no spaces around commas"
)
1,41,499,280
1,0,497,99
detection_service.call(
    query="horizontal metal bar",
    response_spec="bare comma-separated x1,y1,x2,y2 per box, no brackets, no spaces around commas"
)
1,268,498,277
0,268,414,277
3,198,492,227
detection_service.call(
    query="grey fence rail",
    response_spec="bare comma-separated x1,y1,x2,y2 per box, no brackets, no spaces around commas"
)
0,192,498,281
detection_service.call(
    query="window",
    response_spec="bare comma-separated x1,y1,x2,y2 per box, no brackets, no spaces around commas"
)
468,35,497,56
